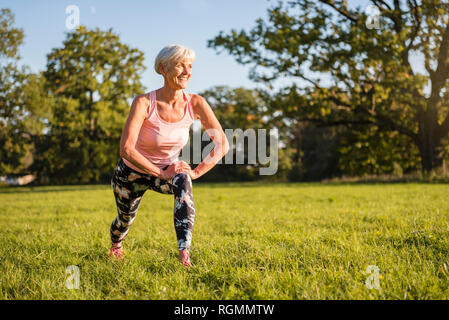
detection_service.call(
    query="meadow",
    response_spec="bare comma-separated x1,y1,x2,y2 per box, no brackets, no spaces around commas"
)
1,182,448,299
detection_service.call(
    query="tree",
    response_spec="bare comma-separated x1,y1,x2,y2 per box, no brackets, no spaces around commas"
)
0,8,23,58
0,8,29,175
198,86,268,181
336,123,421,176
208,0,449,173
41,26,145,184
0,9,52,178
270,84,421,178
199,86,292,181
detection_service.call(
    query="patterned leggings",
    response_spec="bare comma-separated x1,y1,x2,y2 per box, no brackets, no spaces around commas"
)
110,158,195,251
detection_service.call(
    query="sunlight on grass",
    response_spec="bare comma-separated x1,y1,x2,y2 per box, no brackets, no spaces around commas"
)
1,182,448,299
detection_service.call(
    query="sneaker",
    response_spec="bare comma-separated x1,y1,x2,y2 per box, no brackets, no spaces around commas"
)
109,247,123,260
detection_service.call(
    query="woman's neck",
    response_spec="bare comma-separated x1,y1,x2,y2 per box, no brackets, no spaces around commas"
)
158,85,184,105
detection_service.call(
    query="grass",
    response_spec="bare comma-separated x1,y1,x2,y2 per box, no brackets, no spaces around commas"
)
0,182,449,299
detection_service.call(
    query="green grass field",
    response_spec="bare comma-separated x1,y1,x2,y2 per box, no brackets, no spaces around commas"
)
1,182,449,299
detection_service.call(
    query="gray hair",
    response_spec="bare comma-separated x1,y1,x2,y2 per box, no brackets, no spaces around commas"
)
154,44,196,74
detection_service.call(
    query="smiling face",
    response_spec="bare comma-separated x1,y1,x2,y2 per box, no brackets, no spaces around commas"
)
160,59,193,90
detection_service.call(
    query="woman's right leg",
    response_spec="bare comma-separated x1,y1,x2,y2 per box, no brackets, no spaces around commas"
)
110,159,150,250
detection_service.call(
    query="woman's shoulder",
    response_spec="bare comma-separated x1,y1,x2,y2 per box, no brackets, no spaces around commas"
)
187,93,207,109
133,92,151,104
129,93,152,119
132,92,152,110
187,92,202,101
187,93,207,120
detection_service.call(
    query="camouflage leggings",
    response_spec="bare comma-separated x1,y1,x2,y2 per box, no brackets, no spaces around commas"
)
110,158,195,251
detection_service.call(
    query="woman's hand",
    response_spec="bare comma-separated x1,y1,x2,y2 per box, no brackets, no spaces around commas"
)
186,168,200,180
160,161,192,180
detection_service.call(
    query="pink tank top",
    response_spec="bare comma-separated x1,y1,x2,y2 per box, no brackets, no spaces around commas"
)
123,90,195,173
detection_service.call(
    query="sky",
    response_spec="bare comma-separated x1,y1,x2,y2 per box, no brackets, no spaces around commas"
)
0,0,275,93
1,0,427,95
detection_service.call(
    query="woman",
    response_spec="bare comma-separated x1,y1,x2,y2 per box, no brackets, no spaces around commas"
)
109,44,229,266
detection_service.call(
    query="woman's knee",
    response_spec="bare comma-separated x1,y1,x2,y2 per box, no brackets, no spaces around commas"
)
172,172,192,188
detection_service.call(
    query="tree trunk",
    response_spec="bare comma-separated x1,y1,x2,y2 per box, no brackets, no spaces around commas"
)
418,140,444,172
88,90,96,182
417,111,444,172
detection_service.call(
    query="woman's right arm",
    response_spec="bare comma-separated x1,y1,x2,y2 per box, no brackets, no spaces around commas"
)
119,95,165,178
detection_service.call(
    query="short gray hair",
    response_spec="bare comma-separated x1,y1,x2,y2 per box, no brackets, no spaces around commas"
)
154,44,196,74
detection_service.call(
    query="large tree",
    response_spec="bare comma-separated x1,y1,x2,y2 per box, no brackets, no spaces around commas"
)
200,86,279,181
0,8,30,175
41,26,145,183
208,0,449,173
198,86,293,181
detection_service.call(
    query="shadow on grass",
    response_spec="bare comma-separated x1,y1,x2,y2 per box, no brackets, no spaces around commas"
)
321,180,449,186
0,185,110,194
1,177,448,194
321,174,449,185
382,231,449,257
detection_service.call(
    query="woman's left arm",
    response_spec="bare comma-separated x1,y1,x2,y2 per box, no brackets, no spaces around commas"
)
188,94,230,180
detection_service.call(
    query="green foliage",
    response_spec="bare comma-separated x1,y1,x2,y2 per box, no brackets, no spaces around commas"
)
198,86,292,181
0,8,23,59
0,8,34,175
6,2,449,182
287,122,342,181
337,125,421,175
202,86,269,130
0,65,27,174
39,26,146,184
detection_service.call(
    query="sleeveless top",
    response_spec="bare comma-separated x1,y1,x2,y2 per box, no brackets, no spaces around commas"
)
122,90,195,173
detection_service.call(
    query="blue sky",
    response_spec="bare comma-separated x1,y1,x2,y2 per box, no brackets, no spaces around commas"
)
1,0,275,93
1,0,426,95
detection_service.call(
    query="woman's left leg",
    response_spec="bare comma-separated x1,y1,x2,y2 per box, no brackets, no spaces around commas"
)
171,173,195,252
150,172,195,262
